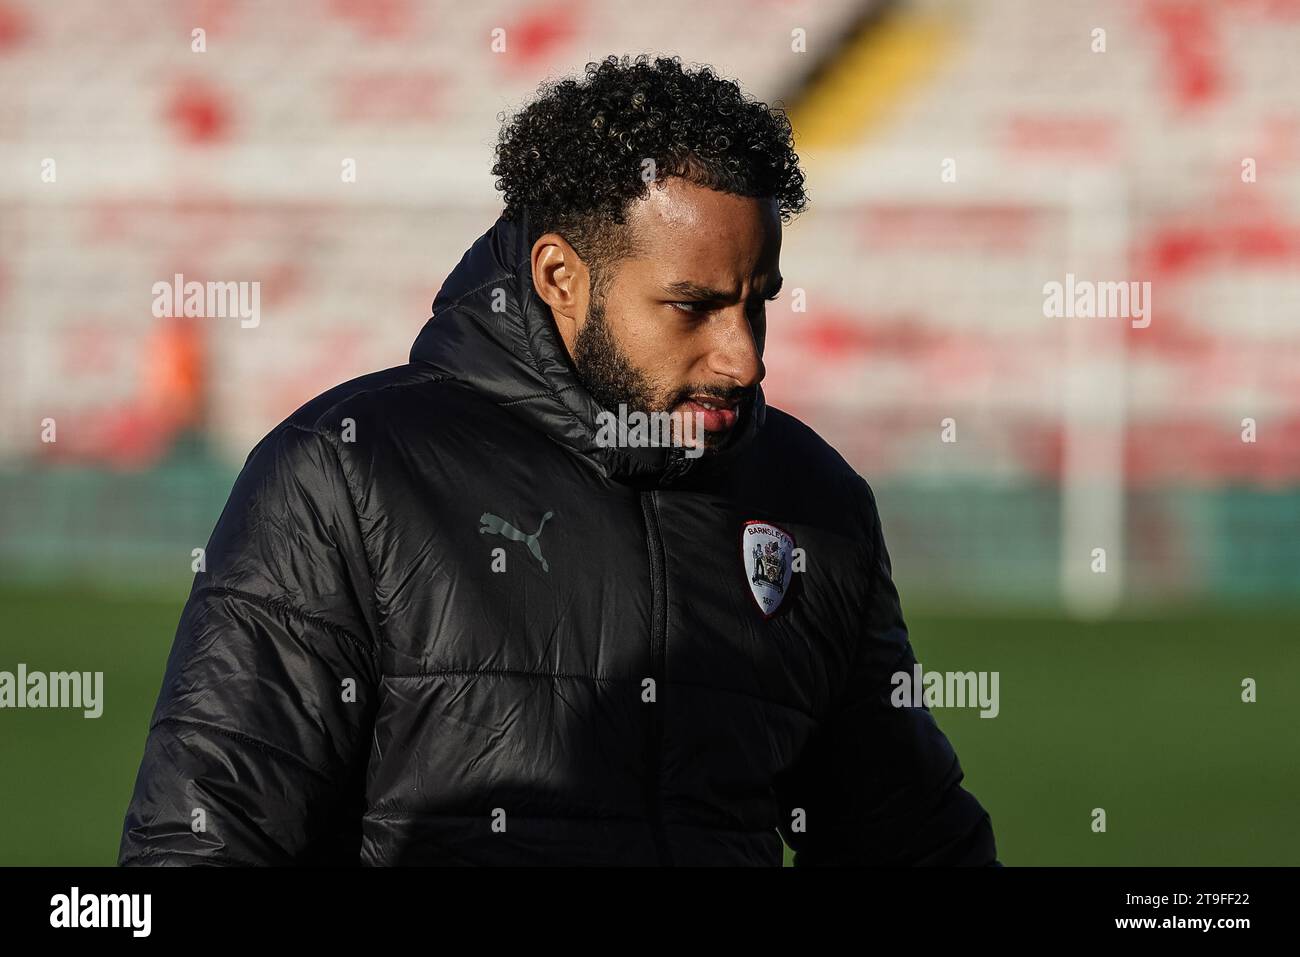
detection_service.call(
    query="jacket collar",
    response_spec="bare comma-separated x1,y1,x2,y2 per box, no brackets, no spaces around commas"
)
410,210,765,487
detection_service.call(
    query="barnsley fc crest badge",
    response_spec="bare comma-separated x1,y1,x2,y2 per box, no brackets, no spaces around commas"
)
741,520,795,617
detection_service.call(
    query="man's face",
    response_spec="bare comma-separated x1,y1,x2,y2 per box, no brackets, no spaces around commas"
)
560,178,782,453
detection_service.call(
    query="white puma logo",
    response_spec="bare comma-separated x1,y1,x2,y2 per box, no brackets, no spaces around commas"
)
479,511,554,572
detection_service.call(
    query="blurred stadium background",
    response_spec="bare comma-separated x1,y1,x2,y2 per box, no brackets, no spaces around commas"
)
0,0,1297,865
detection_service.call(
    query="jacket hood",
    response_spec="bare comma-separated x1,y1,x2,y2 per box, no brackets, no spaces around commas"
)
410,210,766,487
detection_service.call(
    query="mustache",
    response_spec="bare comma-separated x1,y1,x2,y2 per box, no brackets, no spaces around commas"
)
673,384,756,407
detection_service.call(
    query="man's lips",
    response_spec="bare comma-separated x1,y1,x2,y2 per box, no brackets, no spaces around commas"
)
681,396,741,433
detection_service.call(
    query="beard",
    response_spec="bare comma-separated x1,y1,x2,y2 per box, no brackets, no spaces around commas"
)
570,287,753,454
571,289,665,415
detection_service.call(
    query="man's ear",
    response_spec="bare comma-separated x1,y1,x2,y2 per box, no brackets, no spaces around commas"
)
531,232,589,356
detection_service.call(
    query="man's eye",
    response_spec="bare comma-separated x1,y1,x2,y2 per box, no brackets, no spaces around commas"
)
670,301,710,314
670,297,777,316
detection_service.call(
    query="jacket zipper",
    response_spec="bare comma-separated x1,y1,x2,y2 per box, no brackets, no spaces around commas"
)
640,490,675,866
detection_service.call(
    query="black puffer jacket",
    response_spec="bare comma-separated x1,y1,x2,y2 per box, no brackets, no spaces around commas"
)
119,210,997,866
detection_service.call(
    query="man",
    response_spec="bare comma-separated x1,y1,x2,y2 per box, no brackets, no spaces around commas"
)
119,54,998,866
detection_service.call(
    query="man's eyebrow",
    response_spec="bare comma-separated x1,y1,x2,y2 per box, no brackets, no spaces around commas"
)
663,280,733,301
663,276,784,300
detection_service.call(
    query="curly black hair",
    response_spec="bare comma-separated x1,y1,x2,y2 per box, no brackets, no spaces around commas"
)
492,54,808,288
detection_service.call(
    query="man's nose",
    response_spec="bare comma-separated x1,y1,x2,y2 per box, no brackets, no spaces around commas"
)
708,309,765,388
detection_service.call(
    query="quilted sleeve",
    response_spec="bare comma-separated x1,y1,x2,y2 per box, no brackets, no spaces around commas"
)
775,476,999,866
118,422,381,866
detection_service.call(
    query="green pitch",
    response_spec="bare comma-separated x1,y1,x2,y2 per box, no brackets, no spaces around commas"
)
1,583,1295,866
